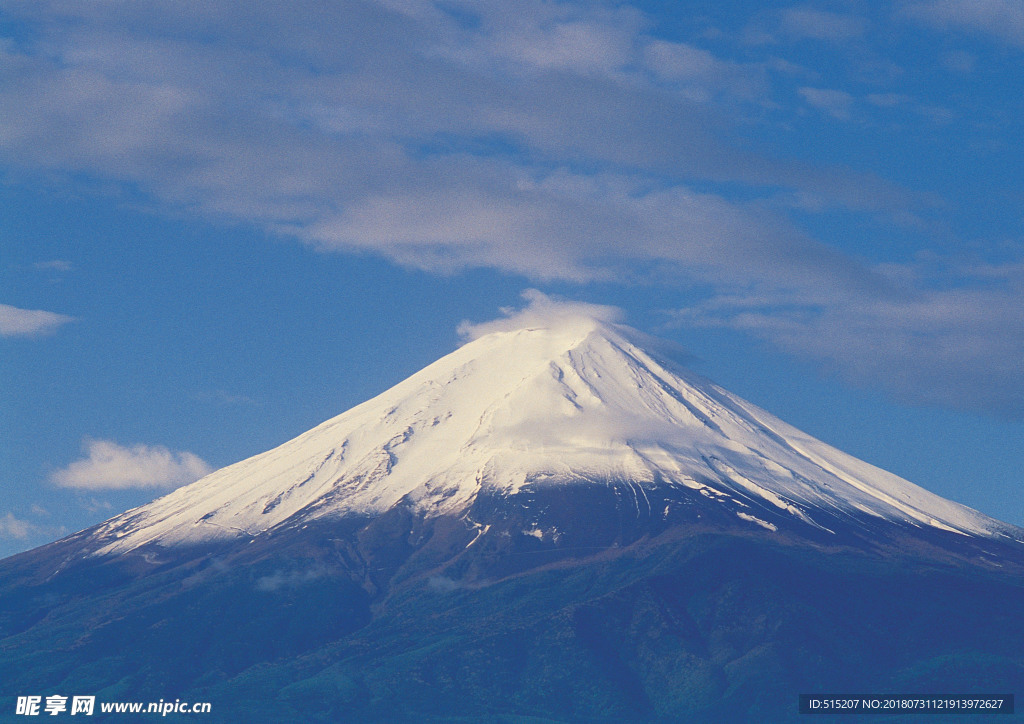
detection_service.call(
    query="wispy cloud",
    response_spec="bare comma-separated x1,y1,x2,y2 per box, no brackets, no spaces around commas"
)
0,512,65,541
0,512,37,540
255,566,328,592
0,303,75,337
905,0,1024,46
866,92,910,108
780,8,867,41
33,260,74,272
458,289,623,341
799,87,855,120
644,39,769,102
0,2,904,267
673,256,1024,418
51,439,213,490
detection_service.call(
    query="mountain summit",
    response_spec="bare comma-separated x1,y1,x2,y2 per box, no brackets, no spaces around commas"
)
91,302,1016,557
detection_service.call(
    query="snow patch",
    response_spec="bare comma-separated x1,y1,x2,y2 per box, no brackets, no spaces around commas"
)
737,512,777,532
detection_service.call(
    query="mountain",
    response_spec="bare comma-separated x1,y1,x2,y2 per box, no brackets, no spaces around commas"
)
3,313,1024,722
85,315,1021,553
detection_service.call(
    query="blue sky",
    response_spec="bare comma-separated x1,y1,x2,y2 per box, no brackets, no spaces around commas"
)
2,0,1023,558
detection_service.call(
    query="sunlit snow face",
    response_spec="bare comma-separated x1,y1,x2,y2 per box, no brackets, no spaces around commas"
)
453,292,698,455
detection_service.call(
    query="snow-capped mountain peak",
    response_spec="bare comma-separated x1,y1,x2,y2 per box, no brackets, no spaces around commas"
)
91,307,1017,555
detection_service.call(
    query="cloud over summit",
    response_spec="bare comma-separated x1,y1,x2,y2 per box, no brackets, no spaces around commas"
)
458,289,624,341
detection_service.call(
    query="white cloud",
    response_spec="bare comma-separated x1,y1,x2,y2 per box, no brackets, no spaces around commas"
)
674,257,1024,419
457,289,624,341
780,8,867,41
33,260,74,272
298,165,879,290
798,87,855,120
255,566,329,592
0,512,37,539
644,39,768,101
51,439,214,490
866,93,910,108
906,0,1024,46
487,17,638,76
0,511,66,543
0,303,75,337
0,1,904,248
